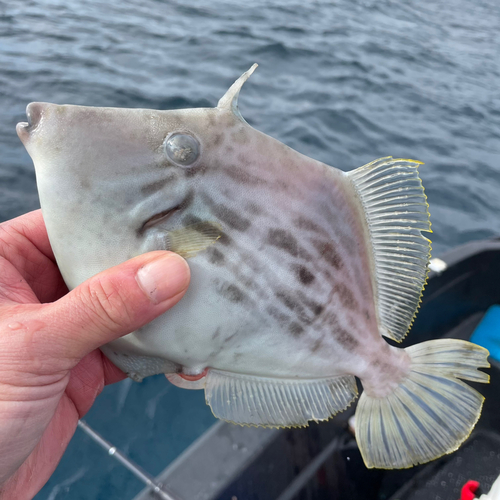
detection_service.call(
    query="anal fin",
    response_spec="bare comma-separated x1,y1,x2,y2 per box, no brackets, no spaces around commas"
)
205,370,358,427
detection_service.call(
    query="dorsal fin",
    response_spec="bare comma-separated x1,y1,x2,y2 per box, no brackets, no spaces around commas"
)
217,64,258,118
347,157,432,342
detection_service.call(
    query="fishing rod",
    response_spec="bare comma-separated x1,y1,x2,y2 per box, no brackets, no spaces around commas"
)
77,420,182,500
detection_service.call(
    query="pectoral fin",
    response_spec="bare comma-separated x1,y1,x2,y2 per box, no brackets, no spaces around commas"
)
166,221,223,259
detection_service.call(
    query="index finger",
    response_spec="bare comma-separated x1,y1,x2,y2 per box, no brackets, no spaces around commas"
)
0,210,68,304
0,209,55,262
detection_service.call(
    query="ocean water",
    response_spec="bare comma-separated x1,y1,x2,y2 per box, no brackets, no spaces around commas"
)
0,0,499,498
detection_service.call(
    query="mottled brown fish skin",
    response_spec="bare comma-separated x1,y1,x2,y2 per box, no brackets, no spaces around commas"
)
151,110,385,380
19,100,390,383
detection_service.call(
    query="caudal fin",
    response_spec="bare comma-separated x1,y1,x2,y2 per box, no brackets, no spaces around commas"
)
355,339,490,469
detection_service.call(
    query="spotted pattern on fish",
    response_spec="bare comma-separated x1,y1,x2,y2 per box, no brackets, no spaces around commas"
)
202,194,252,232
23,91,379,383
289,322,305,337
217,282,248,304
231,127,250,145
327,312,360,350
222,166,267,186
245,203,264,215
293,216,328,236
184,162,208,178
213,133,223,146
169,140,378,363
182,214,202,226
267,228,299,257
207,247,225,265
190,170,373,361
333,282,359,311
293,264,315,285
217,232,232,246
311,239,343,270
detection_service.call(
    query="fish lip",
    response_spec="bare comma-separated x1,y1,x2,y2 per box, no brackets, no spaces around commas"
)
16,122,30,144
16,102,46,144
26,102,44,128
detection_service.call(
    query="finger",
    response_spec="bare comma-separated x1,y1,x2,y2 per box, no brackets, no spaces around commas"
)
0,256,40,305
64,351,126,418
0,210,67,304
0,210,55,261
33,251,190,365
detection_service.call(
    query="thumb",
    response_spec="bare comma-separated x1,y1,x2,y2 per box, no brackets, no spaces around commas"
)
37,251,190,364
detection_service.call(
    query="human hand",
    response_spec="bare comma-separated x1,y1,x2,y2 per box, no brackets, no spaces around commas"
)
0,210,190,499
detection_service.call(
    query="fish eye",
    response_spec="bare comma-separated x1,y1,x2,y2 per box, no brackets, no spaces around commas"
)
164,133,200,167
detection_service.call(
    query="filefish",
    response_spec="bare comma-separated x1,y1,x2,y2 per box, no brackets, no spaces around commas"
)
16,65,489,469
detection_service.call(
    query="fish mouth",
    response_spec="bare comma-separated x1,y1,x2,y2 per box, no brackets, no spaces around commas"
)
139,205,181,234
16,102,46,144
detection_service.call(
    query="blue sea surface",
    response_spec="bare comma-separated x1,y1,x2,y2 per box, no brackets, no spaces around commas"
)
0,0,499,498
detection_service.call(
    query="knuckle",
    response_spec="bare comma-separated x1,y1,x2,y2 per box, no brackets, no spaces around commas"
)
83,277,136,331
